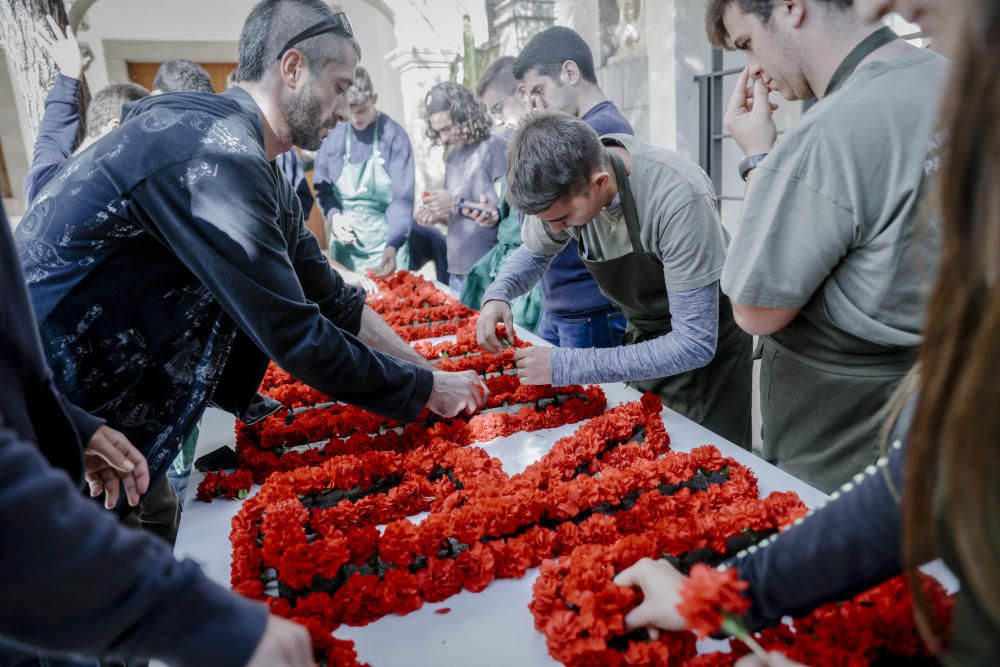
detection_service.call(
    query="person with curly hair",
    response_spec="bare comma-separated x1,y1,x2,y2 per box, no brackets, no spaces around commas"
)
417,81,507,294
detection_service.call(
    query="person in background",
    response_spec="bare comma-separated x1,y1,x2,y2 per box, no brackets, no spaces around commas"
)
511,26,631,350
616,2,999,667
459,56,543,332
314,66,414,282
476,55,527,131
710,0,948,493
151,58,215,94
416,81,505,295
24,16,147,204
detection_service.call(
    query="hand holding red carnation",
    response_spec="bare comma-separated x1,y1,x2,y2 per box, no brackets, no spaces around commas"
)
677,563,750,638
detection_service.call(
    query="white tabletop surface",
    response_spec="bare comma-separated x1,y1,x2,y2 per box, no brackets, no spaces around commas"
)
173,322,836,667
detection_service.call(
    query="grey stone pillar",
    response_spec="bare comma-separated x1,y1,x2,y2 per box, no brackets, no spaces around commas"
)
384,47,458,194
554,0,600,58
493,0,557,56
643,0,713,157
493,0,556,57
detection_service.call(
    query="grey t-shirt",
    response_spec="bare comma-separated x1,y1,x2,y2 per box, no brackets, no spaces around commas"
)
521,134,728,292
722,48,949,351
444,132,508,275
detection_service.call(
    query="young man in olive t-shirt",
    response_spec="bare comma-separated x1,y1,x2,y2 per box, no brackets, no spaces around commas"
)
476,112,753,448
709,0,948,492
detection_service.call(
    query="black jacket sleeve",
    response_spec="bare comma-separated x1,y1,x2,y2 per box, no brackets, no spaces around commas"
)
286,205,367,335
131,154,432,422
0,424,268,665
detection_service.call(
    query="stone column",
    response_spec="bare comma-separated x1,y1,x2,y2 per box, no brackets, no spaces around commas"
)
381,0,490,192
385,47,458,194
554,0,600,58
493,0,556,56
643,0,713,158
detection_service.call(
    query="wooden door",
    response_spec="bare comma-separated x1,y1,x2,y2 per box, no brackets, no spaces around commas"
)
126,61,237,93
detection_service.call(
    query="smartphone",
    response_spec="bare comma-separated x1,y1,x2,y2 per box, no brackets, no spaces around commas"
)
457,198,494,215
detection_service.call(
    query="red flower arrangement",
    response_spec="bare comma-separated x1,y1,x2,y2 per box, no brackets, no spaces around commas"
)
681,574,954,667
229,364,606,484
195,469,255,502
229,396,811,665
209,274,954,666
364,271,477,341
678,564,751,639
367,271,461,313
529,490,805,667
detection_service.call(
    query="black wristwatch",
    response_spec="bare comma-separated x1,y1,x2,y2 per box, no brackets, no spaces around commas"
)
738,153,769,182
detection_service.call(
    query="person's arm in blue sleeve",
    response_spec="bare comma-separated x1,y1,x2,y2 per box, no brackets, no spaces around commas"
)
131,155,432,422
384,123,415,250
24,74,81,202
731,414,921,631
313,127,345,221
0,425,268,666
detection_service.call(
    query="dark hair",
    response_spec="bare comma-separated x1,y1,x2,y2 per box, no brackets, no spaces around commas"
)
236,0,361,83
476,55,517,98
513,26,598,85
347,66,374,105
85,82,149,137
153,59,214,93
505,110,606,214
705,0,853,49
905,0,1000,649
423,82,493,146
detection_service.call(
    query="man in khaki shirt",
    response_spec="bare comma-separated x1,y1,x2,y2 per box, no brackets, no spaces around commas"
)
709,0,948,491
477,112,753,447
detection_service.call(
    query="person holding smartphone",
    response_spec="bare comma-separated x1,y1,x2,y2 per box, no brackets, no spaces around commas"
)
416,81,506,295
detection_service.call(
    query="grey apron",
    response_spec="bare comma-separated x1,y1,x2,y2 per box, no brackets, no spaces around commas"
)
579,152,753,448
759,25,914,493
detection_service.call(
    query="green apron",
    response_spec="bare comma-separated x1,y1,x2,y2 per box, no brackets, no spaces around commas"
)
579,152,753,448
759,25,917,493
459,179,543,332
330,116,408,272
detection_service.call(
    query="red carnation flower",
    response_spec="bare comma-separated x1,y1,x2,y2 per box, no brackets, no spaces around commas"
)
677,564,750,638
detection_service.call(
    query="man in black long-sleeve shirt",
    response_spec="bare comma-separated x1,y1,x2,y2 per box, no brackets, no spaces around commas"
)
17,0,486,510
0,199,313,666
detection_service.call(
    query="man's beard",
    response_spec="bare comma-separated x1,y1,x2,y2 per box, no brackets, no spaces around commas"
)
284,80,334,151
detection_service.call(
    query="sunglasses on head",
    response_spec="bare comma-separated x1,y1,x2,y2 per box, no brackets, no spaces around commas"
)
276,12,354,60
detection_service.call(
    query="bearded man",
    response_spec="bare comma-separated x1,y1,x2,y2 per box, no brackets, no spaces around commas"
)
16,0,487,534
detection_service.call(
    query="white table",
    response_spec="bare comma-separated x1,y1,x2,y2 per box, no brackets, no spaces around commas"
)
174,325,837,666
